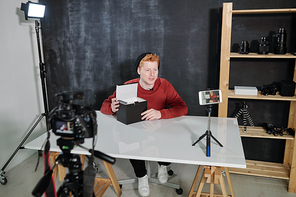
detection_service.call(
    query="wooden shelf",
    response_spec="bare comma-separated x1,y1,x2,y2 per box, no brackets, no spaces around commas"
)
228,90,296,101
228,160,290,180
233,8,296,14
238,126,294,140
219,3,296,192
230,53,296,58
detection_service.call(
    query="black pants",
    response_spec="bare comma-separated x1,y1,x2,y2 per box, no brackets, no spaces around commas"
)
129,159,171,178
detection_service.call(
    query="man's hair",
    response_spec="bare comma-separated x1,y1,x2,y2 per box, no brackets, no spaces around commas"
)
139,54,159,68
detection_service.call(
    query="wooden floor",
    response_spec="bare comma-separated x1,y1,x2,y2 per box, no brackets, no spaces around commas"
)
1,152,296,197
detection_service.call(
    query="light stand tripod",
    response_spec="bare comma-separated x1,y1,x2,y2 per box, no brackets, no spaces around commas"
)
0,20,49,185
234,101,254,133
192,105,223,157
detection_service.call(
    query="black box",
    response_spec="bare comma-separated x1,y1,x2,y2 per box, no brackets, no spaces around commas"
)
280,81,295,96
117,100,147,124
116,83,147,124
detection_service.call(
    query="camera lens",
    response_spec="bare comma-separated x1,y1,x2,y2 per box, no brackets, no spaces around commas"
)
274,27,287,54
239,40,249,54
258,36,269,54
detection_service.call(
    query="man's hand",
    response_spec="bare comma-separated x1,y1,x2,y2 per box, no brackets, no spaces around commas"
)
111,98,120,113
141,109,161,121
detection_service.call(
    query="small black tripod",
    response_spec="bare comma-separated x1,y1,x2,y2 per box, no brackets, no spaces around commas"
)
234,101,254,133
192,105,223,157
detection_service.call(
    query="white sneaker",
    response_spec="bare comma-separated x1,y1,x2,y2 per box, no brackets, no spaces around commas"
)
158,165,168,184
138,174,150,197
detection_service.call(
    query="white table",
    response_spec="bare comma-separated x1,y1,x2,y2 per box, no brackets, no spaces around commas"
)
25,111,246,196
26,111,245,168
97,111,245,168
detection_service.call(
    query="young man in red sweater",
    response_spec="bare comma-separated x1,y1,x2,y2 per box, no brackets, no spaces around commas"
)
100,53,188,197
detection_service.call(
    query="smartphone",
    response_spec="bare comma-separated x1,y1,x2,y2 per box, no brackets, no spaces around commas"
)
198,89,222,105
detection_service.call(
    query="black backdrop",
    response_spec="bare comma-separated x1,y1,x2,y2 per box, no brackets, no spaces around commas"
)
40,0,296,163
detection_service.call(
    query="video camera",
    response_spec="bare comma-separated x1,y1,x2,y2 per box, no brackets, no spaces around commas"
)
49,92,97,142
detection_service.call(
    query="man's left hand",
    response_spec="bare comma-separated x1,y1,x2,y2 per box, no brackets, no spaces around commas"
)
141,109,161,121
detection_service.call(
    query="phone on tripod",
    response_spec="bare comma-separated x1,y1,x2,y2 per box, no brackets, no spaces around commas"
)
193,89,223,157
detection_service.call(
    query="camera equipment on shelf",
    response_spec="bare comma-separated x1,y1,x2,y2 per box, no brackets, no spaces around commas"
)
262,123,295,136
260,81,295,97
32,92,115,197
280,80,295,96
260,84,278,96
258,36,269,54
239,40,250,54
193,90,223,157
274,27,287,54
234,101,254,133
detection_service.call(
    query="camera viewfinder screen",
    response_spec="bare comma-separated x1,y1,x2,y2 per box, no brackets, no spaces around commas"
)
55,120,74,134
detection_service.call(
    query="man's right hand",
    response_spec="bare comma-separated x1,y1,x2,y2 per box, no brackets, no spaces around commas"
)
111,98,120,113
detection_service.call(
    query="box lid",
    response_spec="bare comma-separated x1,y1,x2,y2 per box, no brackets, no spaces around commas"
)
116,83,146,104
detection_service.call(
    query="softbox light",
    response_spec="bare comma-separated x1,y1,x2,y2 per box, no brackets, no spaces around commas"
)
21,1,46,20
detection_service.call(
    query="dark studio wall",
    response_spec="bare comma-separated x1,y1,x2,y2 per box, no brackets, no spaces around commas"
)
40,0,296,163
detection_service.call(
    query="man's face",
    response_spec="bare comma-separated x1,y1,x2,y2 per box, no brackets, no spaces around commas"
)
138,61,159,87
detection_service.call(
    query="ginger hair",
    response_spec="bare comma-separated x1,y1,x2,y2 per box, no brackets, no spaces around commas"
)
139,54,159,68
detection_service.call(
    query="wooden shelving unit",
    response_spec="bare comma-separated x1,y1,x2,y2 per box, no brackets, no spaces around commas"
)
218,2,296,193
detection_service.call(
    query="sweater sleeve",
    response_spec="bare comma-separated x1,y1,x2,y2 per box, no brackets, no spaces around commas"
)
159,80,188,119
100,91,116,115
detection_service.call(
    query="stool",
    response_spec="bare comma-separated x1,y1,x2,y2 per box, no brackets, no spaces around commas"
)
93,161,122,197
188,165,235,197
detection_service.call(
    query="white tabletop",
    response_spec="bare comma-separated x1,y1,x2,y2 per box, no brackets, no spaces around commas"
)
25,111,246,168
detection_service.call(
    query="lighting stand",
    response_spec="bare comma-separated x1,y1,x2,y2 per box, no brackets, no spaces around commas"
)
0,20,49,185
192,105,223,157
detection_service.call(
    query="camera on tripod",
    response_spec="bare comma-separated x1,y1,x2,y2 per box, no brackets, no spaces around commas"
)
32,92,115,197
50,91,97,142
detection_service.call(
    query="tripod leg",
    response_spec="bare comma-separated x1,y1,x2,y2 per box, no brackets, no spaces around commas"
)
242,109,248,132
1,114,46,173
206,133,211,157
245,110,254,127
234,109,243,118
210,133,223,147
192,133,207,146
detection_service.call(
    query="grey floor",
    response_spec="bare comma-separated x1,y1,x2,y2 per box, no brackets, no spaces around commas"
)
1,152,296,197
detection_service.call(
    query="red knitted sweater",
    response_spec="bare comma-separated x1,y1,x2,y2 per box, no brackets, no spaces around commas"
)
100,78,188,119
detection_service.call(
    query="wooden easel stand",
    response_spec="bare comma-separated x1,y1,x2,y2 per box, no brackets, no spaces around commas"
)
188,165,234,197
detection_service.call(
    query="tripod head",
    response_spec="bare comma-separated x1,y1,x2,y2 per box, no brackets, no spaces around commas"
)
206,104,213,114
241,101,248,109
56,149,84,196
